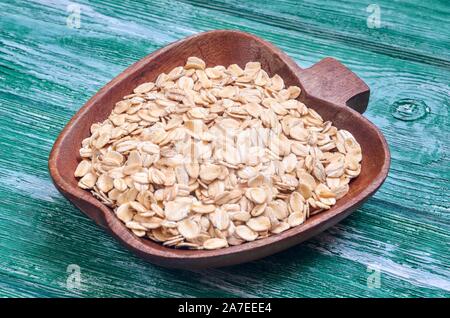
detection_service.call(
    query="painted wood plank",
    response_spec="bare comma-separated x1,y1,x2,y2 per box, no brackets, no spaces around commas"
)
0,0,449,297
182,0,450,67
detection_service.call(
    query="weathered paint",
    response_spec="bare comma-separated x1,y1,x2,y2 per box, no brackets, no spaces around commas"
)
0,0,449,297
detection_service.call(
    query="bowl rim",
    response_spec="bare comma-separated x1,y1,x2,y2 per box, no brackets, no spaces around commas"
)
48,29,390,262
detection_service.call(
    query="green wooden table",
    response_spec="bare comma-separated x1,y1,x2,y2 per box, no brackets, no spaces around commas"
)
0,0,449,298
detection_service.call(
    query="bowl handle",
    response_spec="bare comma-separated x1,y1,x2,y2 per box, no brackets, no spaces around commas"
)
296,57,370,114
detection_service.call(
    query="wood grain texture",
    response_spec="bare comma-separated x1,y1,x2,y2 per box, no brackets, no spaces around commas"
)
0,0,449,297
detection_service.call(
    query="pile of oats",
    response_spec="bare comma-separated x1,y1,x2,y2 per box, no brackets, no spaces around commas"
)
75,57,362,250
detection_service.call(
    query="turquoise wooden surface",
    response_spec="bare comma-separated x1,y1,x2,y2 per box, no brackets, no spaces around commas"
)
0,0,449,297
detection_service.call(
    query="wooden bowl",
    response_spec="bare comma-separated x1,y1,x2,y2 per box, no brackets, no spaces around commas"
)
49,30,390,269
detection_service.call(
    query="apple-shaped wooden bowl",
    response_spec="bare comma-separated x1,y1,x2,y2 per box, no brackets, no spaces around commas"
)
49,30,390,269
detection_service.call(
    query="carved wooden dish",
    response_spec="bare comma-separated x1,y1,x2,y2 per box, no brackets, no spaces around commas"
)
49,30,390,269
